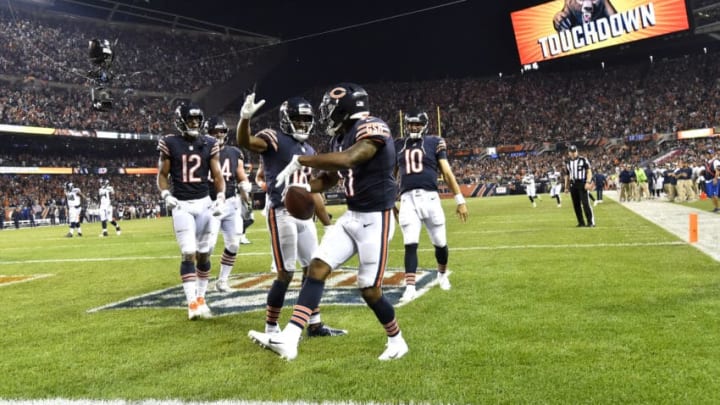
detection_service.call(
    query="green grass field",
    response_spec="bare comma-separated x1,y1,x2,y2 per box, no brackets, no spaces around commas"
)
1,195,719,404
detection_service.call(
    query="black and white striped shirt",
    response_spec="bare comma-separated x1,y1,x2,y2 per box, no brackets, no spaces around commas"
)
565,156,591,183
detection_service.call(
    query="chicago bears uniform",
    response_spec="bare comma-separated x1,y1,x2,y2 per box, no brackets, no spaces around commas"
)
207,142,246,288
246,83,408,362
395,134,448,291
98,179,122,237
205,116,254,293
157,103,225,320
237,96,341,338
258,128,322,297
310,115,398,287
394,109,467,302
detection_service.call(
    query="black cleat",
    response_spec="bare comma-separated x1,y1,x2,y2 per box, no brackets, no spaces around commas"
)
306,323,347,338
576,224,586,227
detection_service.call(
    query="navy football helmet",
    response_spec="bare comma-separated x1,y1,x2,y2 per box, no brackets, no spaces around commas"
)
404,110,429,139
318,83,369,136
279,97,315,142
100,179,109,187
65,182,74,192
174,103,204,138
203,116,229,146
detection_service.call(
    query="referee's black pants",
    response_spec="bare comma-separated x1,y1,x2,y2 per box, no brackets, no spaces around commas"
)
570,182,594,226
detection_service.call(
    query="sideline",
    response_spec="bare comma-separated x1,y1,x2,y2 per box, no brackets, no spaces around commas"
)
604,190,720,262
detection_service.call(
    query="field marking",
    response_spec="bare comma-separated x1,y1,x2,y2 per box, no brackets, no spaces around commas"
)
0,400,406,405
0,274,53,286
0,241,685,265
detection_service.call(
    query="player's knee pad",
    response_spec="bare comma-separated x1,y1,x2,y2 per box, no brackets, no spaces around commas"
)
276,270,294,284
404,243,418,255
180,260,195,276
226,242,239,254
196,251,210,263
360,286,382,305
434,244,449,265
196,259,211,272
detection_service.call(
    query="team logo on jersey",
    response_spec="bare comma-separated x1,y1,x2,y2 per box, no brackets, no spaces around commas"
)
0,274,53,287
88,268,440,316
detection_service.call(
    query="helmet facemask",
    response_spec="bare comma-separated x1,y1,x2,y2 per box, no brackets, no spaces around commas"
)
183,115,202,138
404,111,429,139
175,105,204,138
319,84,369,137
211,128,228,146
203,117,229,146
280,98,315,142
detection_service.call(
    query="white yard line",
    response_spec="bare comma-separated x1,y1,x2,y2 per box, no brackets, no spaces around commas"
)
604,190,720,262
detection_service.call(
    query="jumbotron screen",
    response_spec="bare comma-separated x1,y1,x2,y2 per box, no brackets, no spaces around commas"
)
511,0,690,65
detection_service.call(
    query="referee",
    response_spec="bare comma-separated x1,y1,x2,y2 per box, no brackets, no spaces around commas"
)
563,145,595,227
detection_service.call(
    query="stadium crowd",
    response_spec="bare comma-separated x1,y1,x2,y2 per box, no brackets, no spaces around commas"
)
2,4,720,225
0,6,260,91
0,3,264,134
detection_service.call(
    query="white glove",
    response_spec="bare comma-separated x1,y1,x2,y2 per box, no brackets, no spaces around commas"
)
238,180,252,194
275,155,303,189
281,182,311,203
161,190,178,210
240,93,266,120
212,194,225,216
323,224,334,236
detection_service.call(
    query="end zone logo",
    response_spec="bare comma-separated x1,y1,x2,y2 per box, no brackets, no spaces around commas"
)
89,268,443,316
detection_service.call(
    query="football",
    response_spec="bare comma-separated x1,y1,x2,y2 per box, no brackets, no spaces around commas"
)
284,185,315,220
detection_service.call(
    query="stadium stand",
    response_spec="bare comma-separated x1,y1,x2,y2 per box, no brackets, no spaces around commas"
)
2,1,720,225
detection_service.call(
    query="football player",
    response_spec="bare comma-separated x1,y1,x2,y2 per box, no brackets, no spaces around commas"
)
237,96,343,338
203,117,252,292
547,167,563,207
245,83,408,361
521,168,538,208
395,110,468,303
64,181,87,237
157,103,226,320
98,179,122,237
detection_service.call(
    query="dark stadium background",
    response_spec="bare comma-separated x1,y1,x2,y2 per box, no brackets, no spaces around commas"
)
46,0,717,108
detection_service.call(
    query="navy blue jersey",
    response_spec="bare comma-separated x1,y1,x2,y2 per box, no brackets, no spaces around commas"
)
395,135,448,193
593,172,607,187
210,146,244,199
157,134,219,200
332,116,396,212
257,128,316,208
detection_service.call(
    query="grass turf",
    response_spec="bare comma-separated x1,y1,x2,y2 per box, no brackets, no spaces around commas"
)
0,195,719,404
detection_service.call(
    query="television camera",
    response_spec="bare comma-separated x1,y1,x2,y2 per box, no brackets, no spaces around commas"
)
87,38,115,112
